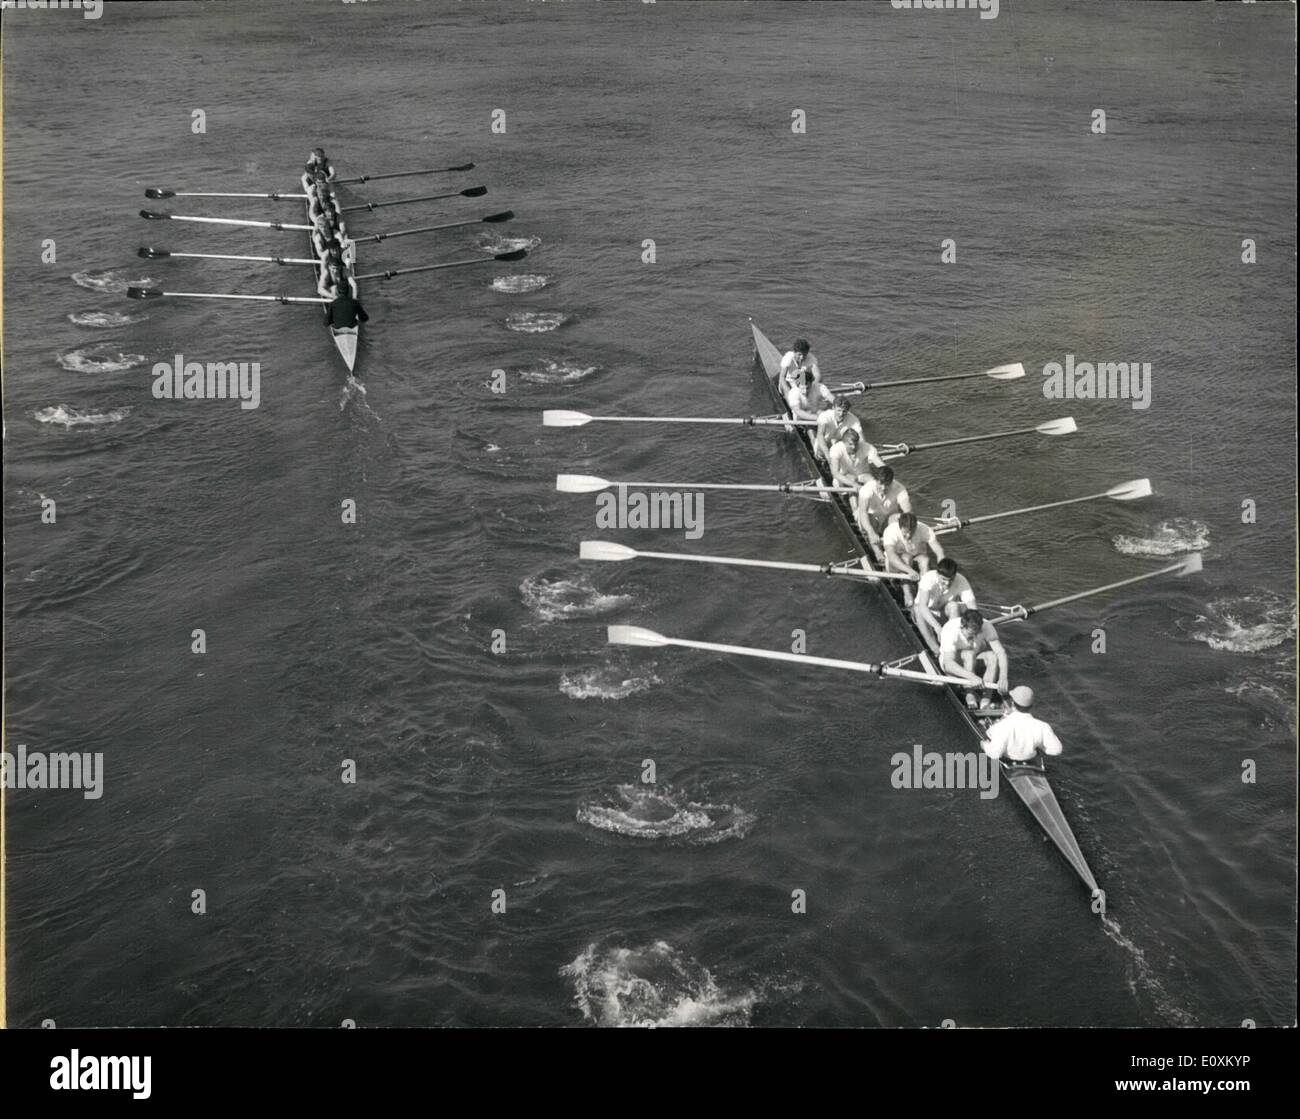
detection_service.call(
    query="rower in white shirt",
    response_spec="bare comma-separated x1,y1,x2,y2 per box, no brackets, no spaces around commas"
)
779,337,820,395
786,368,834,424
939,608,1008,709
881,512,945,604
828,428,884,498
855,464,911,546
982,687,1062,761
912,557,977,652
814,395,863,462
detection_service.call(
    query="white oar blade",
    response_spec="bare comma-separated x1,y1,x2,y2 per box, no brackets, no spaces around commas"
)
580,540,638,562
1038,416,1078,435
556,473,610,493
608,624,671,648
985,362,1026,380
543,410,592,427
1108,478,1153,501
1175,552,1204,576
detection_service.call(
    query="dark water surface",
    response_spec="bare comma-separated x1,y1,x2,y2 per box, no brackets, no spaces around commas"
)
3,0,1295,1026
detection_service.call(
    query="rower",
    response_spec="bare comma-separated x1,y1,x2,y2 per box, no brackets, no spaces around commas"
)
912,556,976,652
786,368,834,424
939,608,1008,709
318,258,358,301
881,511,945,603
855,463,912,547
814,395,863,462
982,687,1062,762
779,337,821,396
302,147,335,188
828,428,884,496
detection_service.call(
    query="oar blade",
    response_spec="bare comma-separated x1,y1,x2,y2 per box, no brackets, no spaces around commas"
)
607,624,670,648
126,287,162,300
460,185,489,197
482,210,515,223
144,187,176,200
1037,416,1078,435
580,541,638,562
985,362,1026,380
137,246,168,258
495,249,528,261
543,410,592,427
1175,552,1203,576
556,474,609,494
1108,478,1153,501
139,209,169,221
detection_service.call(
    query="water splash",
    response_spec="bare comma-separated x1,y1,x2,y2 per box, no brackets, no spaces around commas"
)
577,783,756,844
1182,593,1296,654
71,270,134,294
560,665,660,700
479,233,541,254
68,310,146,328
517,358,599,385
1112,518,1210,557
35,405,131,428
560,941,758,1027
521,574,632,621
491,273,552,293
506,311,568,333
58,343,149,374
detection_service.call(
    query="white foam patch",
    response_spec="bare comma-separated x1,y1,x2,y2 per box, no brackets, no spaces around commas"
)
35,405,131,428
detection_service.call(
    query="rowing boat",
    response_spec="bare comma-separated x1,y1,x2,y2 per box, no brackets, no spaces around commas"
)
306,190,359,372
128,160,529,377
563,321,1202,916
749,322,1103,905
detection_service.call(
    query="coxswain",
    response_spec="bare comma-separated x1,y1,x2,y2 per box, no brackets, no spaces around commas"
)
828,428,884,496
881,511,945,603
981,686,1062,762
779,337,821,395
912,556,977,652
786,368,834,424
814,395,863,462
324,272,369,332
855,463,912,546
939,608,1008,709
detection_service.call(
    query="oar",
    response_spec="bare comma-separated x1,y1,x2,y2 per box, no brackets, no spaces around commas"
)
883,416,1077,457
579,540,915,582
607,625,971,688
354,249,526,282
830,362,1025,393
138,246,318,266
334,162,475,184
349,211,513,245
543,410,815,429
932,478,1153,535
558,474,852,495
145,187,306,201
126,287,326,305
339,186,487,213
1006,553,1203,620
140,209,313,232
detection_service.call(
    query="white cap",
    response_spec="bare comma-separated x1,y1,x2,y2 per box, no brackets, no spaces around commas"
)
1010,686,1035,708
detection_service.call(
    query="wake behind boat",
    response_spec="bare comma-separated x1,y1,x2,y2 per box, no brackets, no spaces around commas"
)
128,150,528,376
550,321,1206,916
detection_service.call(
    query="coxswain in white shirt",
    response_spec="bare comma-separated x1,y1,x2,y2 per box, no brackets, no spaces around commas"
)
786,368,834,424
779,337,821,396
814,395,863,462
981,687,1063,762
855,464,912,546
939,607,1008,709
828,428,884,498
912,557,977,652
881,512,945,603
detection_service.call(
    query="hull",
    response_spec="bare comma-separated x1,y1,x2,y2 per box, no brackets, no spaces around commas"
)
306,193,361,373
750,321,1100,902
